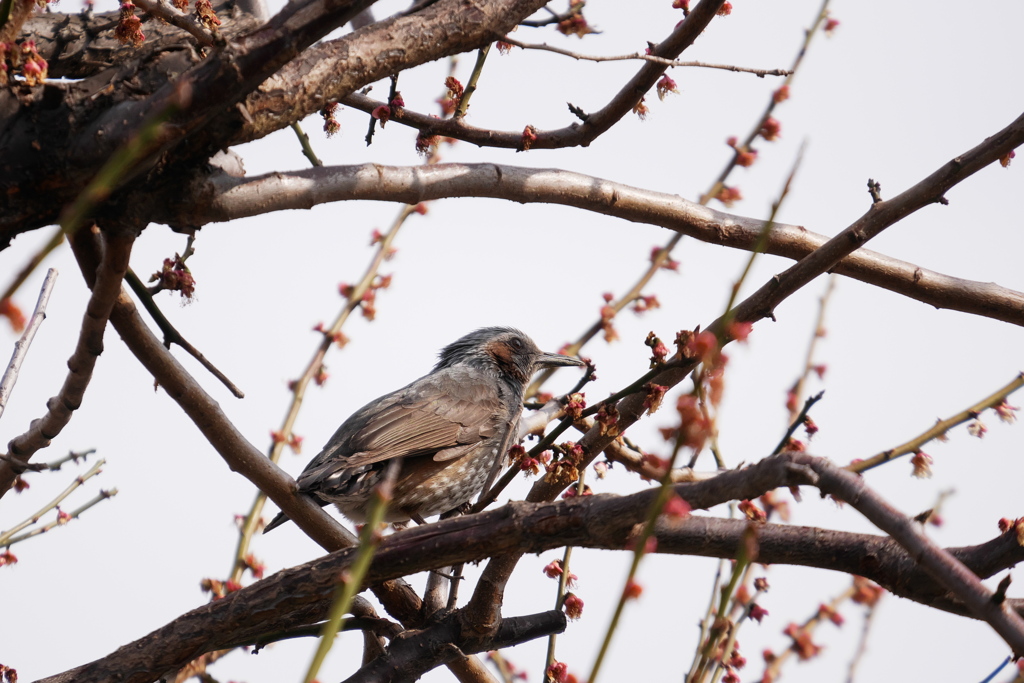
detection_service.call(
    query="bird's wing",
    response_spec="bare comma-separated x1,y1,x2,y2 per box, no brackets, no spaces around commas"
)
301,368,505,477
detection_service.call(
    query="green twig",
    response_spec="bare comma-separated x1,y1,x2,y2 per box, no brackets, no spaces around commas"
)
291,121,324,167
847,372,1024,474
1,459,114,546
455,43,491,119
303,465,394,683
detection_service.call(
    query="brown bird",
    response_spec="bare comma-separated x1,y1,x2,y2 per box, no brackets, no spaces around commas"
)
264,327,585,532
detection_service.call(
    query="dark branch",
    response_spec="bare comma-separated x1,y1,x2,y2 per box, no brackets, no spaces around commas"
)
37,452,1024,683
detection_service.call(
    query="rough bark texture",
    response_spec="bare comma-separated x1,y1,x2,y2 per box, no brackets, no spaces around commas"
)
0,0,550,245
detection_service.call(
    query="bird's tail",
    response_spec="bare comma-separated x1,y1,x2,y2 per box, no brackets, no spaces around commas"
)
262,511,291,533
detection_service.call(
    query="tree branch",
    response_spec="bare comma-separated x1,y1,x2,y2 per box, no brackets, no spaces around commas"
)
65,225,357,551
244,0,725,153
529,104,1024,507
36,451,1024,683
800,455,1024,655
170,161,1024,327
0,268,58,421
0,230,132,496
341,610,566,683
64,224,501,683
497,36,791,77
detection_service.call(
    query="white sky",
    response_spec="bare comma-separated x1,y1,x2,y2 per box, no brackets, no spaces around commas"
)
2,1,1024,682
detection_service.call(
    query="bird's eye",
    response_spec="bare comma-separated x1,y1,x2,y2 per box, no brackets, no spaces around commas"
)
510,337,524,350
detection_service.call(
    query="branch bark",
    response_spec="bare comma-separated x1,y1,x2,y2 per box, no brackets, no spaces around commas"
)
36,452,1024,683
1,0,556,242
168,162,1024,327
0,229,132,496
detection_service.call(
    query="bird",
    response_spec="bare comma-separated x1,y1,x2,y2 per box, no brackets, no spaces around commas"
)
264,327,586,532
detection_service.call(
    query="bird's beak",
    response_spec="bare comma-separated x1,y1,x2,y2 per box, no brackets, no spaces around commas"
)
536,352,586,369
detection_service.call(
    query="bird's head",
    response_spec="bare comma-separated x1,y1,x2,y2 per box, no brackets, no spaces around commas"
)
436,327,585,385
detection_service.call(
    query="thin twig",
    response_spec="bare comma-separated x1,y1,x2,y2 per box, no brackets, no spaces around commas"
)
2,487,117,546
542,469,586,676
701,0,832,205
228,204,411,584
707,569,762,683
291,121,324,167
686,555,728,682
690,549,753,682
0,268,58,420
500,37,791,77
788,275,836,423
303,462,394,683
848,371,1024,474
455,43,491,119
772,391,824,455
977,656,1013,683
0,459,106,544
845,603,879,683
0,227,64,312
365,74,399,146
124,268,245,398
761,584,856,682
332,0,723,153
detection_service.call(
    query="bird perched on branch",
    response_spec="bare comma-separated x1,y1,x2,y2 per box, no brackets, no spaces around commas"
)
264,327,585,532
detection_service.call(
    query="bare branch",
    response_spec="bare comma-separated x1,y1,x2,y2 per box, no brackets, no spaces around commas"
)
0,232,133,497
176,161,1024,327
358,0,724,152
849,371,1024,474
0,459,107,545
801,456,1024,656
123,268,244,398
239,0,562,144
499,36,791,77
62,223,505,682
35,452,1024,683
0,268,58,420
524,104,1024,507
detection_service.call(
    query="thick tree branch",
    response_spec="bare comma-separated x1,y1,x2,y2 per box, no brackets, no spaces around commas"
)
0,229,133,496
170,162,1024,327
239,0,557,145
1,0,379,240
26,1,258,79
1,0,558,242
36,451,1024,683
